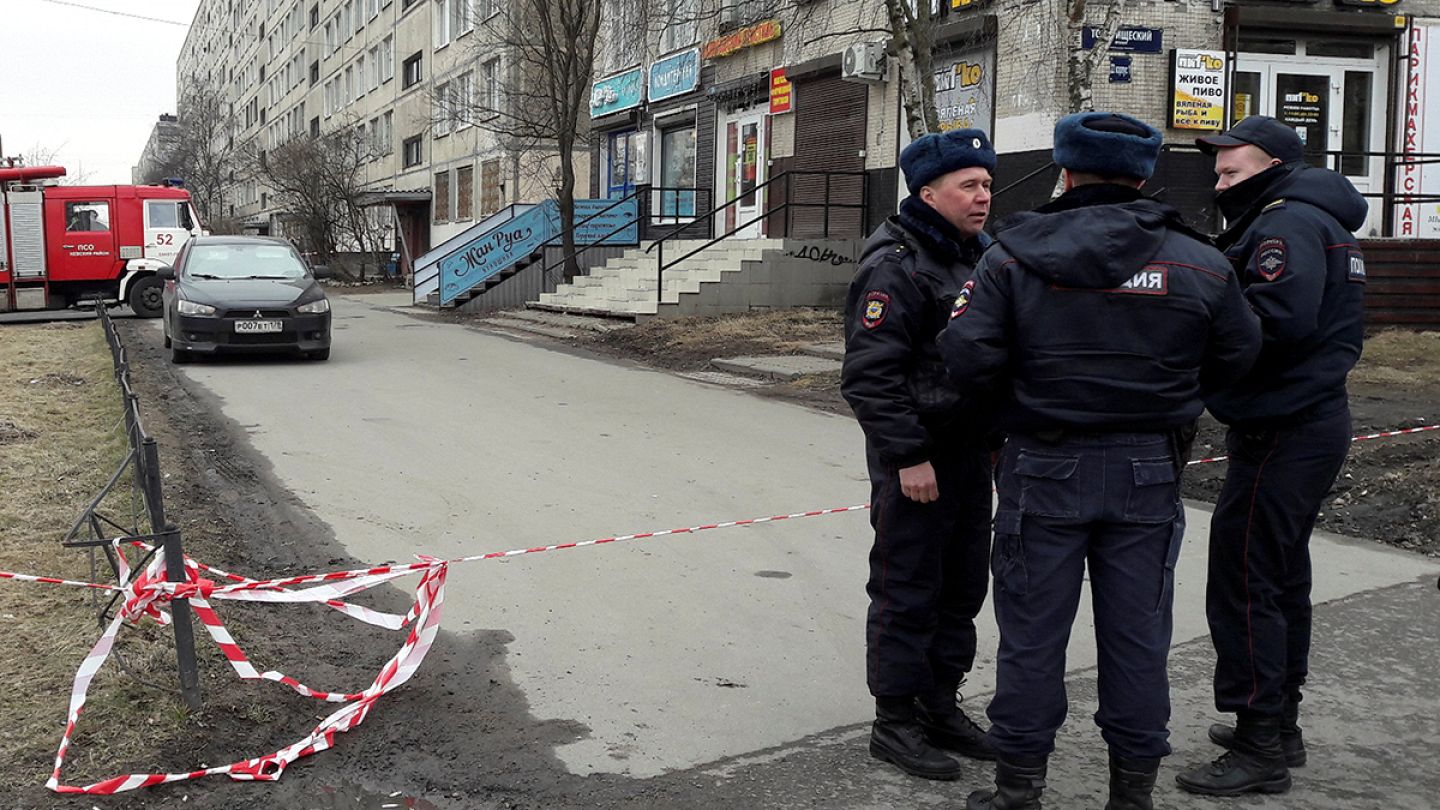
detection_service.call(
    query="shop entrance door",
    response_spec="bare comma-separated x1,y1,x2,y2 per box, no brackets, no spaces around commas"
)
1233,41,1387,234
724,111,767,238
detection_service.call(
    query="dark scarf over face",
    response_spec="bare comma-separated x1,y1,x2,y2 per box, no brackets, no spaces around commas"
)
899,196,984,263
1214,163,1294,250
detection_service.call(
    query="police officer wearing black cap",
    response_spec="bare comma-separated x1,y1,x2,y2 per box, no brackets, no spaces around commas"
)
940,112,1260,810
1175,115,1368,798
841,128,999,781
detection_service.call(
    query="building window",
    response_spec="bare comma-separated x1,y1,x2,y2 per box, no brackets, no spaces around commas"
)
660,0,697,52
310,60,319,86
478,0,501,19
311,116,321,137
310,3,319,28
403,52,423,88
403,135,422,167
456,164,474,221
481,58,500,116
455,71,474,128
382,36,395,82
435,80,453,137
434,170,451,222
382,111,394,153
481,158,503,215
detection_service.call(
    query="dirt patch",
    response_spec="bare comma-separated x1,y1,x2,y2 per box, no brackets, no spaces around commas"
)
0,417,38,444
0,318,607,808
572,310,1440,554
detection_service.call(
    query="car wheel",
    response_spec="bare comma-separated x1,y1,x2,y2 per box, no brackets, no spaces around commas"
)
128,276,165,318
307,348,331,361
170,346,193,364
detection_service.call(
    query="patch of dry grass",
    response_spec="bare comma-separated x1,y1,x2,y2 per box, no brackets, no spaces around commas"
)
1352,329,1440,386
0,323,186,792
593,308,844,370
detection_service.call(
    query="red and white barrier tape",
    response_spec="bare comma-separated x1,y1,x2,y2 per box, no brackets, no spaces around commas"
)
1186,422,1438,467
4,504,868,795
3,421,1434,795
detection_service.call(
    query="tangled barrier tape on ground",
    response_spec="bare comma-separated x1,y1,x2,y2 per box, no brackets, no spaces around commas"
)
0,424,1434,795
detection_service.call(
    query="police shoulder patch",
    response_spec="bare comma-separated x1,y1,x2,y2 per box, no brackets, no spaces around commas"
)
1262,198,1287,213
862,290,891,329
950,279,976,319
1347,250,1367,284
1254,237,1287,282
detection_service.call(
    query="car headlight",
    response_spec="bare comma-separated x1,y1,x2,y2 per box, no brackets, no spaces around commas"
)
297,298,330,314
177,299,217,316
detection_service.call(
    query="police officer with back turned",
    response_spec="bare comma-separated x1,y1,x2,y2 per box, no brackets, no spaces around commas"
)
940,112,1261,810
841,128,999,781
1175,115,1368,798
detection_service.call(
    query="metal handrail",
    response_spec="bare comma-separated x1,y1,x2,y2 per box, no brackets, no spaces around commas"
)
537,188,646,281
643,170,868,304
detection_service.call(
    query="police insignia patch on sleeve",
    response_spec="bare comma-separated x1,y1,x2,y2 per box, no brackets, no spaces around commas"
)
951,280,975,319
1254,237,1287,282
862,290,891,329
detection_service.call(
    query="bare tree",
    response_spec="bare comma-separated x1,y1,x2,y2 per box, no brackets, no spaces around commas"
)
170,78,242,227
255,125,386,279
883,0,1127,140
15,143,94,184
446,1,605,281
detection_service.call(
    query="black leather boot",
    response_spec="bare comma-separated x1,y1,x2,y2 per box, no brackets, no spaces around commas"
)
916,683,997,761
965,754,1047,809
1176,715,1292,796
1104,753,1159,810
870,697,962,780
1207,700,1307,767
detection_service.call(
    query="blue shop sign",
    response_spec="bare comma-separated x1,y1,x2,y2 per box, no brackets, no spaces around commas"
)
649,48,700,103
1082,26,1163,54
591,67,645,117
1110,56,1132,83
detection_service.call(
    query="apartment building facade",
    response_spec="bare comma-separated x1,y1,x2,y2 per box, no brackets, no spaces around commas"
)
175,0,571,274
588,0,1437,243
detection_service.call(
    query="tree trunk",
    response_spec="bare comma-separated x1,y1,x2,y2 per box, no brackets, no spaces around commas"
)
557,145,580,283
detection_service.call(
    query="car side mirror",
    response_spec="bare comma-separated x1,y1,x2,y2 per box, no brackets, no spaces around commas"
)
311,265,331,279
155,266,176,280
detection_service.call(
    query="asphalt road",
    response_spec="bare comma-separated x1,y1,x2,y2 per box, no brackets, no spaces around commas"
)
140,292,1440,808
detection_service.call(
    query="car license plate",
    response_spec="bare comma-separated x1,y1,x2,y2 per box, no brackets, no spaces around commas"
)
234,320,283,333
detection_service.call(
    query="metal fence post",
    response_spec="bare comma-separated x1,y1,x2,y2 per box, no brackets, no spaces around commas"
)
141,438,202,710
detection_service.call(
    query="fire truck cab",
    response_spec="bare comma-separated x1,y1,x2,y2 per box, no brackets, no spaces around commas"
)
1,164,205,317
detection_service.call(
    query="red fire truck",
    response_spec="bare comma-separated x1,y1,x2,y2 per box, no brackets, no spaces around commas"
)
1,164,204,316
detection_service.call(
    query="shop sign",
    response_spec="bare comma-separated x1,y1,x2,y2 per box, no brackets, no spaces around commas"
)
1109,56,1132,84
949,0,993,8
1398,22,1440,237
1335,0,1402,6
769,67,793,114
590,67,644,118
1168,49,1226,130
701,19,782,60
1275,76,1328,153
1082,26,1163,54
649,48,700,103
933,44,995,133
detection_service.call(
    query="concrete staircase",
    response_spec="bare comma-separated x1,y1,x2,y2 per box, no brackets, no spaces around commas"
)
534,239,786,317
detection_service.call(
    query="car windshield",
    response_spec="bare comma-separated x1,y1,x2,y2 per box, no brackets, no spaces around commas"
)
184,244,308,280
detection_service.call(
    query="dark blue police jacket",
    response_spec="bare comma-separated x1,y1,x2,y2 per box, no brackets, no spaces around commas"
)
1204,165,1369,427
841,199,991,468
940,185,1261,435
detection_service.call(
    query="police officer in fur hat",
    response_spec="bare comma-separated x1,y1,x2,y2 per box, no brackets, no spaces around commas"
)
841,128,1001,781
940,112,1261,809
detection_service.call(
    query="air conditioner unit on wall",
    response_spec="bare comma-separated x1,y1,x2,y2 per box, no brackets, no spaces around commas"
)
842,41,886,84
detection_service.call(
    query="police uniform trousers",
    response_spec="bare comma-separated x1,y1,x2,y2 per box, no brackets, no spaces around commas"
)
1206,405,1351,718
987,432,1183,760
865,442,992,699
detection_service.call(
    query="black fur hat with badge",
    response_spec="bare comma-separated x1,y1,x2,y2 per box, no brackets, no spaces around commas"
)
1052,111,1163,181
900,129,997,194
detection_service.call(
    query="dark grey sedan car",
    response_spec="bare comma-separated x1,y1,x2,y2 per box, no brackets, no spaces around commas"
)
159,236,332,362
